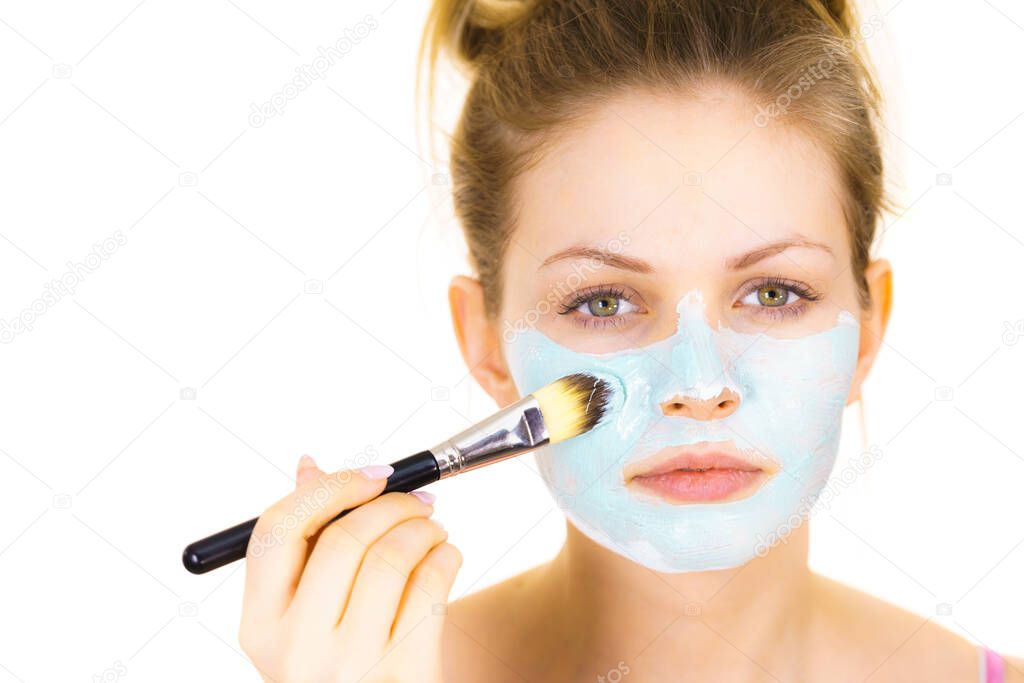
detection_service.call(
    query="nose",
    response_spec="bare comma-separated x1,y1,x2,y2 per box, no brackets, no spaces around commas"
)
660,387,740,421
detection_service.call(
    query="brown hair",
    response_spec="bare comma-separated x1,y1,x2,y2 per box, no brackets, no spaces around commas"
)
417,0,891,315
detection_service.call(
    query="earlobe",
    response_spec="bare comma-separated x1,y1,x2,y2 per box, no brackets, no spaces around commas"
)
448,276,521,407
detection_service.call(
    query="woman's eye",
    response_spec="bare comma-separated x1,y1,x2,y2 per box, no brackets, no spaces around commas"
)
576,295,637,317
741,284,801,308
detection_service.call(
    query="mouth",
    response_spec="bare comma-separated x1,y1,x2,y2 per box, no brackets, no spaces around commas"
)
623,442,779,504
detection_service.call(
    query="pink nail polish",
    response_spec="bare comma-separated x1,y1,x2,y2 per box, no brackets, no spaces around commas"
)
357,464,394,480
411,490,436,505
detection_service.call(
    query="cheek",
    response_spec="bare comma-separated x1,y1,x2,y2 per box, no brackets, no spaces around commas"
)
723,318,861,468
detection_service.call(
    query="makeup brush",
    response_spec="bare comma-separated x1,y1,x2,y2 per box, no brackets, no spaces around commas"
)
182,372,613,574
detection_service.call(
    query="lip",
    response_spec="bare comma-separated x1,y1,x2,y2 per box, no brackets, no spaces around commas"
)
624,442,779,504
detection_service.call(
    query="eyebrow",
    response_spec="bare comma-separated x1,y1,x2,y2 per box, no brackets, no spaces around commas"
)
725,238,834,269
539,238,834,273
539,246,654,273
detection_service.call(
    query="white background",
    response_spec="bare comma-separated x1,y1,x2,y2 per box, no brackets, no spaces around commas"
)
0,1,1022,680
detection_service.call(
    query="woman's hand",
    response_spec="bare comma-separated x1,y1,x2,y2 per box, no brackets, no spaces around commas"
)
239,455,461,683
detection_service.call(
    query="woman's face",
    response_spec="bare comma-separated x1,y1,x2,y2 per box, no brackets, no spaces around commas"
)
451,85,891,572
502,85,862,348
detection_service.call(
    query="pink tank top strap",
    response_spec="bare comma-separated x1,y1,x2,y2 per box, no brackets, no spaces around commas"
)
979,645,1005,683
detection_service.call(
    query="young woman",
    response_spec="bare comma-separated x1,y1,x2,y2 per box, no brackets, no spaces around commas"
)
236,1,1021,681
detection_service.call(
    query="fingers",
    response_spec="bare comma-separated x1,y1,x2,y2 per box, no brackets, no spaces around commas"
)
237,454,459,683
295,454,322,488
337,516,448,650
243,457,394,622
286,491,436,629
294,455,327,566
390,542,462,644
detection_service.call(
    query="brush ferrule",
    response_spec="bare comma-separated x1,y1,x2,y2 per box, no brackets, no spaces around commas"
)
430,395,549,478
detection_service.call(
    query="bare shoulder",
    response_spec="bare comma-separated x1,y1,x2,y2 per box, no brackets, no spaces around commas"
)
440,567,1021,682
1004,656,1024,683
811,573,1020,682
441,563,551,683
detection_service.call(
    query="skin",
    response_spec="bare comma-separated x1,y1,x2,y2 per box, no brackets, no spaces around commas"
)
239,458,461,683
442,85,1024,682
238,85,1022,682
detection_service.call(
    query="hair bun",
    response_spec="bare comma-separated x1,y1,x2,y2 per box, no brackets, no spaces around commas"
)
824,0,847,18
815,0,857,38
438,0,534,67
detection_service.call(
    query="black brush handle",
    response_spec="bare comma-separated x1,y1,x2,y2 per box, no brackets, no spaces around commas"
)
182,451,439,575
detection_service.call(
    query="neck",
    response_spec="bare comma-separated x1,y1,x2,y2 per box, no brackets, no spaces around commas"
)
540,521,817,680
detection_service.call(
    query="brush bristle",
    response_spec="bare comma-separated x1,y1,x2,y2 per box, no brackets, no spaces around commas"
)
532,373,613,444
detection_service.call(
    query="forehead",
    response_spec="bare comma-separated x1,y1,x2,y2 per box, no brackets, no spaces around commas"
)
509,86,848,267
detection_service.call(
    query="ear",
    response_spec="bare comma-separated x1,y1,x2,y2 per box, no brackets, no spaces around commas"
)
846,258,893,405
448,275,521,408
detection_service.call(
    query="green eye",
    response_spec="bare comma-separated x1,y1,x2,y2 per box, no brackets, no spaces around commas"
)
756,285,790,307
587,296,620,317
562,287,640,320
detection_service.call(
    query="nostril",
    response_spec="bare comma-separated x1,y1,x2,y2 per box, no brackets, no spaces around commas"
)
717,398,739,416
660,400,689,416
661,391,740,419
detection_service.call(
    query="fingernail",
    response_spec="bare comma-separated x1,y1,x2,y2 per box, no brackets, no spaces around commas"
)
357,464,394,480
296,455,320,487
411,490,436,505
